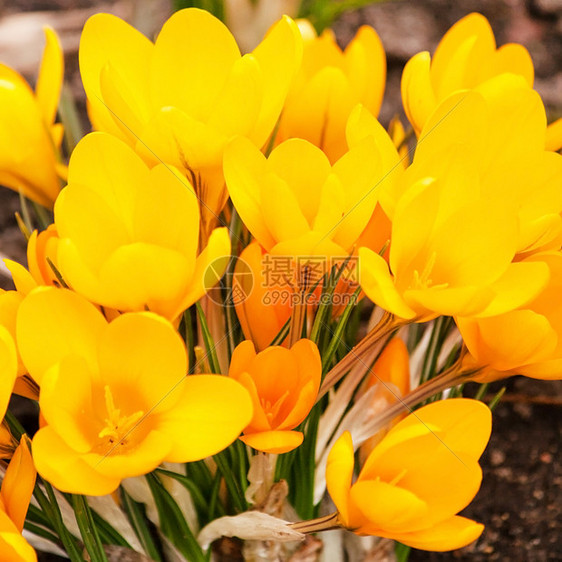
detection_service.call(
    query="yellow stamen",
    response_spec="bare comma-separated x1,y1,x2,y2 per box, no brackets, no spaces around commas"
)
98,385,144,446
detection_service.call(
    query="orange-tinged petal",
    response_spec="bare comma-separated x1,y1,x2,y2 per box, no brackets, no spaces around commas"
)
35,27,63,126
492,43,533,86
229,340,258,378
240,430,303,454
16,288,106,385
326,431,354,525
1,436,36,532
0,509,37,561
236,371,271,432
32,427,120,495
389,515,484,552
156,375,252,463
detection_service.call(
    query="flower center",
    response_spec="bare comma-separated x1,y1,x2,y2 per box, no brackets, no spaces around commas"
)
97,385,144,450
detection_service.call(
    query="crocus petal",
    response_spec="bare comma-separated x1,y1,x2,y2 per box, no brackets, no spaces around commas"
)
400,52,436,136
39,357,97,454
351,480,428,533
83,430,172,482
156,375,252,463
326,431,354,526
358,248,417,319
249,15,302,147
224,136,275,249
35,27,63,126
80,13,153,142
17,288,106,385
1,437,36,532
0,510,37,562
0,326,17,421
171,226,232,320
97,312,187,414
151,8,240,120
240,430,303,454
32,426,120,495
389,515,484,552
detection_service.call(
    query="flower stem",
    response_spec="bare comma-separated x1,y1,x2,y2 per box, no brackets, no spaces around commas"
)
318,311,403,399
288,512,340,533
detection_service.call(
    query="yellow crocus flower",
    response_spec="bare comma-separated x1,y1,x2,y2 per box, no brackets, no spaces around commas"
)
276,21,386,163
17,288,253,496
224,105,398,258
53,132,230,321
358,151,550,321
326,399,490,551
457,251,562,381
79,8,302,227
401,12,533,135
0,27,65,208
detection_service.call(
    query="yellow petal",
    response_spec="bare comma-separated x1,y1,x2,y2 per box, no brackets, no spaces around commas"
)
151,8,239,121
0,327,17,423
267,138,332,225
32,426,120,495
351,479,428,534
39,357,97,454
400,52,436,135
80,13,153,142
249,15,302,147
35,27,63,126
358,248,417,320
16,288,106,385
224,136,275,249
170,226,232,320
344,25,386,117
97,312,187,414
83,430,172,482
155,375,253,462
326,431,354,526
390,515,484,552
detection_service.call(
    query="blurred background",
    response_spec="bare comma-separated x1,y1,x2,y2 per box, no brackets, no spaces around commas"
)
0,1,561,560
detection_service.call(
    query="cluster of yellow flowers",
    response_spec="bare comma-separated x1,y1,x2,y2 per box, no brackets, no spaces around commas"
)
0,8,560,561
